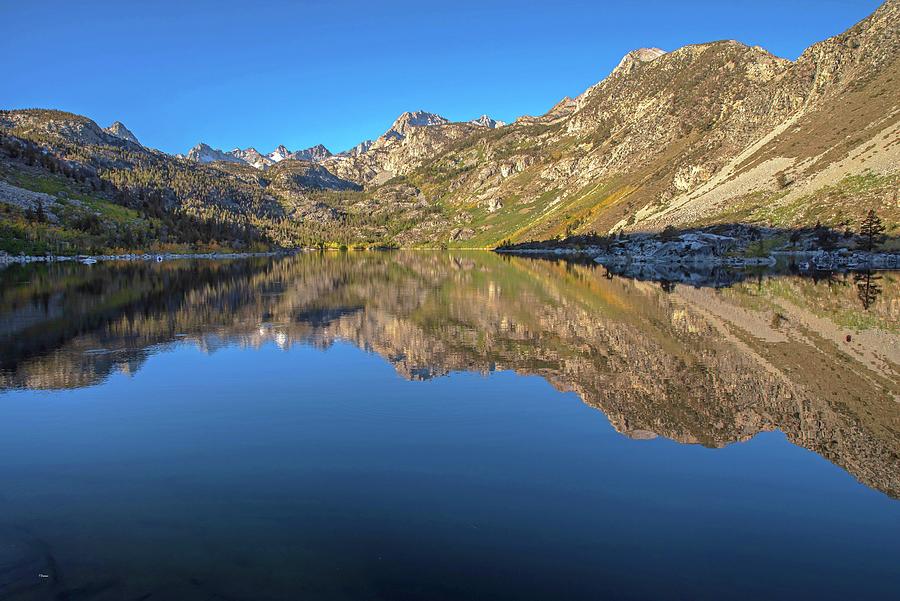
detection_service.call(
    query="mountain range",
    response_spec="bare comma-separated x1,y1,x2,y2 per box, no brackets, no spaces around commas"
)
177,110,503,171
181,141,336,168
0,0,897,253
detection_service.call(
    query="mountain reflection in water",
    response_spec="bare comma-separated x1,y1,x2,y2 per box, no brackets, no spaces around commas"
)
2,252,897,500
1,252,899,600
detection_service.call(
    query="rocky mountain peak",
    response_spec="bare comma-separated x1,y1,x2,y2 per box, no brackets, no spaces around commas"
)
231,147,273,169
178,141,334,168
612,47,666,76
792,0,899,103
519,96,578,124
338,139,374,157
548,96,577,117
386,111,449,139
268,144,292,162
104,121,140,145
469,115,506,128
182,143,244,164
292,144,333,162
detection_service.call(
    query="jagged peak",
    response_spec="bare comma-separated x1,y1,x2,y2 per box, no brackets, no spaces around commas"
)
669,39,771,58
569,48,667,114
612,47,666,76
181,142,245,165
367,110,451,149
291,144,333,162
339,139,374,156
104,120,140,145
546,96,578,119
469,115,506,128
796,0,898,64
550,96,576,110
389,110,449,135
395,109,448,124
788,0,899,102
267,144,292,162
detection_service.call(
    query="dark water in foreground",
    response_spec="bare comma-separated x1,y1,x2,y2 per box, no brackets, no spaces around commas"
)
0,252,898,600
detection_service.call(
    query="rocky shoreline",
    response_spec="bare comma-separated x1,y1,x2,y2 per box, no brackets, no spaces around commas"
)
495,225,900,273
498,245,900,288
498,246,900,270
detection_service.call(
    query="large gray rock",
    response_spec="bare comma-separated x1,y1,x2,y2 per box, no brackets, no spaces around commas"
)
0,181,60,223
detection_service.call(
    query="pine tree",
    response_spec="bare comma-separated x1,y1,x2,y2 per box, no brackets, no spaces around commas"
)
858,210,886,252
35,200,46,223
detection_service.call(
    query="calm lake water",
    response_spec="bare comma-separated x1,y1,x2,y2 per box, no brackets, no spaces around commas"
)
0,252,898,600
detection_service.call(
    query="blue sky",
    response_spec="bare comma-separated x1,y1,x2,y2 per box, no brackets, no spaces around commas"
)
1,0,882,155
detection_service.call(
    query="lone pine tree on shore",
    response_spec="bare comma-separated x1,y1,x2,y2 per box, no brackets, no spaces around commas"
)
858,210,886,252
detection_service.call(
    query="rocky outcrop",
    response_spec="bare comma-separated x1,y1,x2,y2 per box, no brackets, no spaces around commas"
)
291,143,332,162
374,110,450,148
182,142,245,164
0,180,60,222
610,47,666,76
266,159,361,192
103,121,140,145
340,139,374,157
323,111,478,184
230,147,274,168
469,115,506,128
1,109,139,149
267,144,292,162
266,143,333,163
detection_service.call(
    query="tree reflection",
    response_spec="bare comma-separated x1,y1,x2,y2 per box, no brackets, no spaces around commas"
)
854,270,883,310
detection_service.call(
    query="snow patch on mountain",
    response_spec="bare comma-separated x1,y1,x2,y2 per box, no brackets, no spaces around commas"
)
267,145,292,163
231,147,274,169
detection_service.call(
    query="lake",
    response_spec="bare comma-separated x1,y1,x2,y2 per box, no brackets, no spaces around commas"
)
0,252,898,600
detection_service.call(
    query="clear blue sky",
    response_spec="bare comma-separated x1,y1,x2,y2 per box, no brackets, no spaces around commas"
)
2,0,882,155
